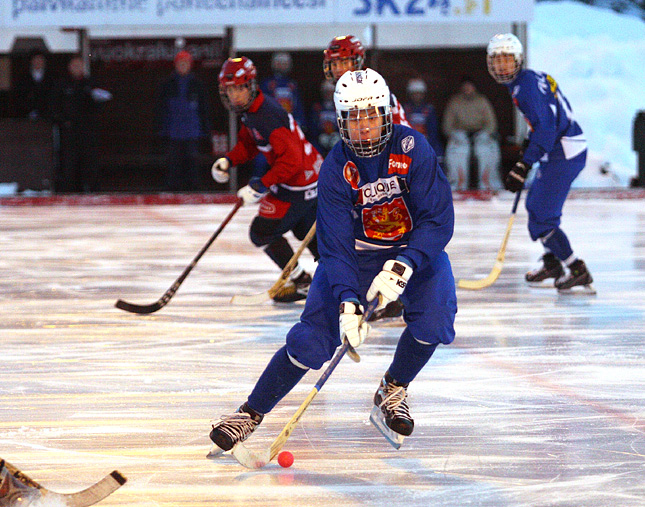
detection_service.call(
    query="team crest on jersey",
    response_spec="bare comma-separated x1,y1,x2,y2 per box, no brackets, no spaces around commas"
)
388,154,412,175
343,161,360,190
361,197,412,241
401,135,415,153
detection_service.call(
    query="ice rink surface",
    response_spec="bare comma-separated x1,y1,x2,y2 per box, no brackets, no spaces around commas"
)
1,195,644,506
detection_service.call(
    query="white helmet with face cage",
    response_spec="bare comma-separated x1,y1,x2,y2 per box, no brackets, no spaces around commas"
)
487,33,524,84
334,69,393,157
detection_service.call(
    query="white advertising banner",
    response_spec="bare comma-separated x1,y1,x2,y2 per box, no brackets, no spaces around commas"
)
4,0,532,27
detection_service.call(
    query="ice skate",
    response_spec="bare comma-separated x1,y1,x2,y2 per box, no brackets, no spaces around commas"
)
555,259,596,295
370,373,413,449
272,271,312,303
207,402,264,457
368,299,404,323
525,253,564,287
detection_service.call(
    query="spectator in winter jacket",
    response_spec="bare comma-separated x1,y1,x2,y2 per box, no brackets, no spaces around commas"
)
155,51,212,191
442,76,501,191
50,55,112,193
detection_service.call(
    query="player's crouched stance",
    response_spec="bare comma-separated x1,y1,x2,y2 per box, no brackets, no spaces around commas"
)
210,69,457,452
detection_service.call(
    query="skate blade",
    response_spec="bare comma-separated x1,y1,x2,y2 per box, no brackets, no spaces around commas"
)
206,444,225,459
369,406,404,450
558,284,597,296
527,280,556,289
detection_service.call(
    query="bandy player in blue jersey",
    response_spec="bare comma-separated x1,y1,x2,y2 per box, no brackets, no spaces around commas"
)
487,33,594,293
209,69,457,452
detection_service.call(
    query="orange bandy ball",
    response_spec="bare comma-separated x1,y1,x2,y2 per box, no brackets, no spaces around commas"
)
277,451,294,468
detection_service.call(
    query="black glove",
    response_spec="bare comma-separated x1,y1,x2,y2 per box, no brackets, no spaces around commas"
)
504,160,530,192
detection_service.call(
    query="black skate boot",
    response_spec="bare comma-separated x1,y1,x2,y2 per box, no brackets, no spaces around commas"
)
368,299,404,322
525,253,564,284
370,372,413,449
208,402,264,457
272,271,312,303
555,259,595,294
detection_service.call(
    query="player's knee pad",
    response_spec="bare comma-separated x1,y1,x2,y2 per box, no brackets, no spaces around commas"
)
285,321,336,370
249,216,280,247
528,220,553,242
406,307,456,346
448,130,469,146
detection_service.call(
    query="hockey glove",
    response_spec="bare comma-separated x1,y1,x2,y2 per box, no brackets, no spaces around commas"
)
211,157,231,184
366,259,413,311
237,177,268,205
504,160,530,193
339,299,370,348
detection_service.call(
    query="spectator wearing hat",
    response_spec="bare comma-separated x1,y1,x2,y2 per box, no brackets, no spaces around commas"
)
260,52,306,129
308,80,340,158
403,78,444,164
155,51,212,191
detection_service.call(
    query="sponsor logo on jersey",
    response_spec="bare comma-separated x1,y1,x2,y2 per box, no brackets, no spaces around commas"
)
259,200,276,216
401,135,415,153
343,161,360,190
361,197,412,241
357,176,403,205
387,154,412,175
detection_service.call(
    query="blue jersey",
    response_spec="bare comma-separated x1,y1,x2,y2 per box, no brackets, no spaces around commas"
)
317,124,454,303
507,69,586,165
260,75,307,128
403,102,444,159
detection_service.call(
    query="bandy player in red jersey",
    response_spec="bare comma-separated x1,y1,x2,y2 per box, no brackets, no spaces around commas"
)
212,57,322,302
323,35,410,128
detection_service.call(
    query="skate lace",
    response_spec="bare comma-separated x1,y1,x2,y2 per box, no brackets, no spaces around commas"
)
379,384,412,421
211,413,259,443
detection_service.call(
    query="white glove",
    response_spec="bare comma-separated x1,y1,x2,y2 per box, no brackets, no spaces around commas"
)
211,157,230,184
237,182,267,205
366,259,413,310
339,300,370,348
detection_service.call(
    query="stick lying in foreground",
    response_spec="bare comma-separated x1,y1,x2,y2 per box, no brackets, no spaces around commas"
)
1,458,126,507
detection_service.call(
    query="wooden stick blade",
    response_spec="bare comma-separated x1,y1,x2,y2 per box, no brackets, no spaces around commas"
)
457,262,503,290
230,291,271,306
231,445,271,470
59,470,127,507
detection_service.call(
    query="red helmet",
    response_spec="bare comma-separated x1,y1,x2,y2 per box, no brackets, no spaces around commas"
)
323,35,365,81
218,56,258,112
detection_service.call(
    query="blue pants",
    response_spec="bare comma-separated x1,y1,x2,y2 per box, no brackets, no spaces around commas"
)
285,250,457,370
246,249,456,414
526,151,586,241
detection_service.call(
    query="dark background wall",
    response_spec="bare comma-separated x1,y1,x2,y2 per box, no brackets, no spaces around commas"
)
2,44,516,193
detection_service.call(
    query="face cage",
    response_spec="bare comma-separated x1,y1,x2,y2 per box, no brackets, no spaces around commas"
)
219,80,257,113
337,105,393,158
323,54,365,82
487,53,521,84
